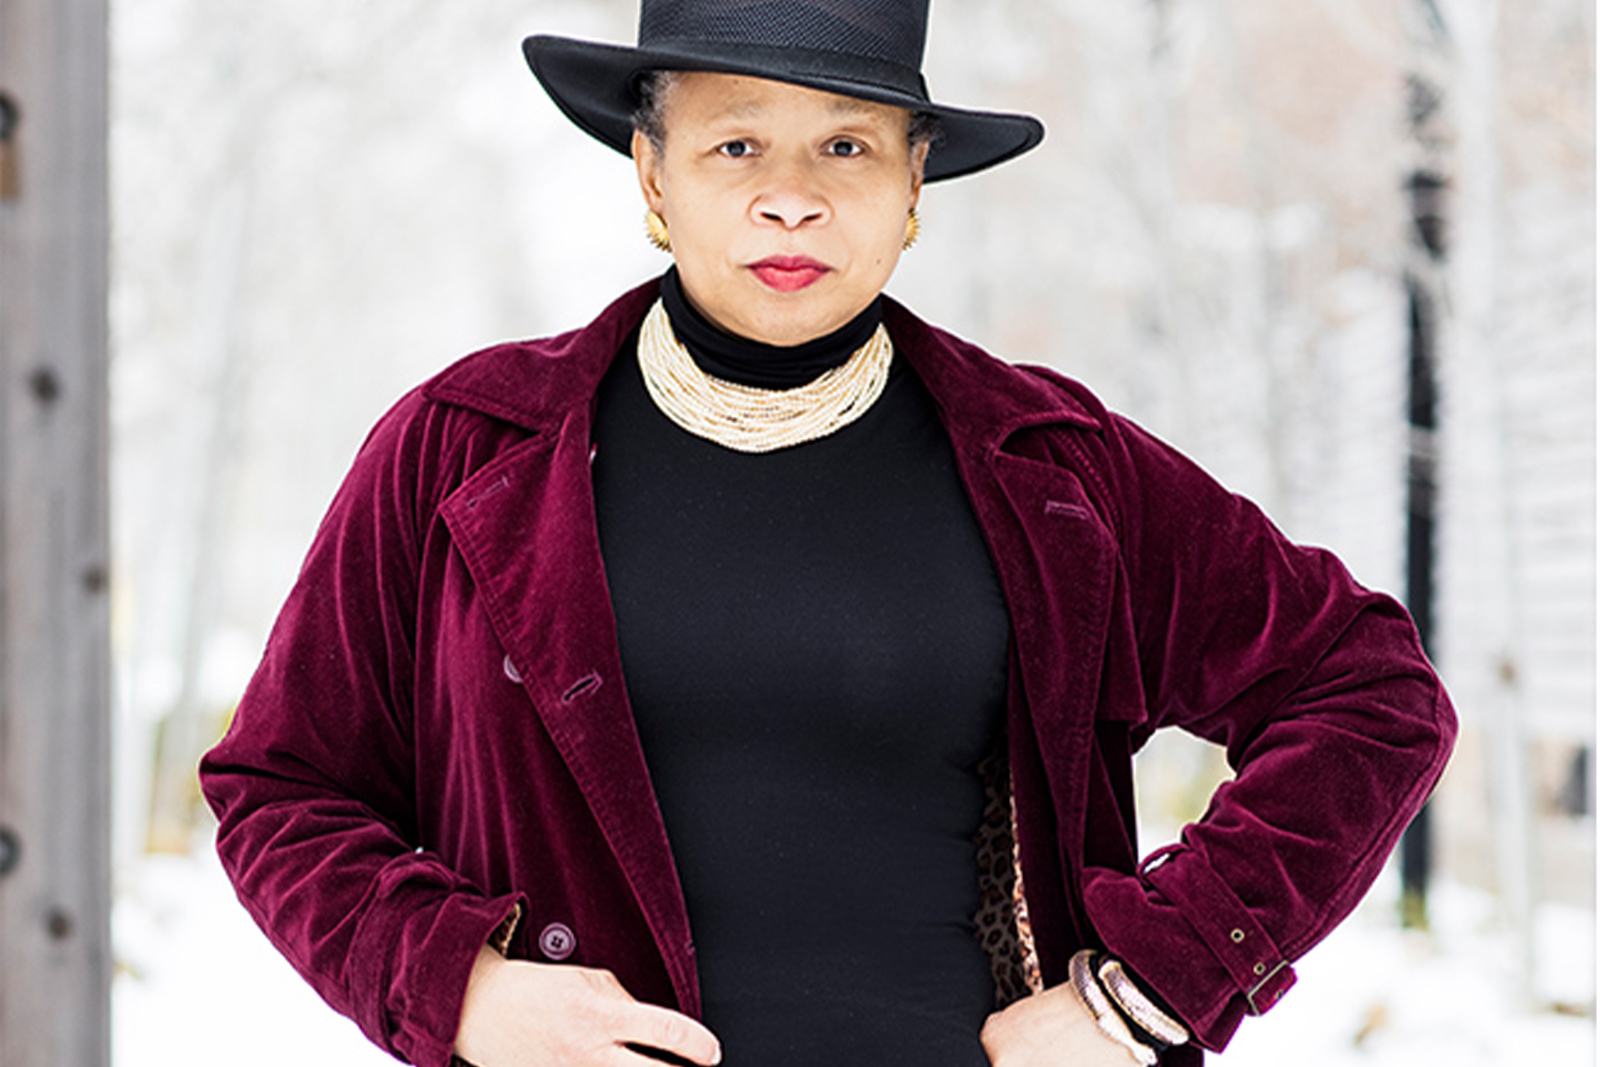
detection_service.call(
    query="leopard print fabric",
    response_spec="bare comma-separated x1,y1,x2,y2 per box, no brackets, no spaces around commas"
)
972,748,1044,1008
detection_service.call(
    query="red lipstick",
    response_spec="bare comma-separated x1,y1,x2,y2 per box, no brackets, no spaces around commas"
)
749,255,831,292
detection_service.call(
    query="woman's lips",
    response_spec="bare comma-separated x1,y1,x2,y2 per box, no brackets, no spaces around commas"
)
749,256,831,292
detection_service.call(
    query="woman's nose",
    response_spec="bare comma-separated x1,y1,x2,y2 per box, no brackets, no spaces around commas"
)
759,201,826,229
754,167,829,229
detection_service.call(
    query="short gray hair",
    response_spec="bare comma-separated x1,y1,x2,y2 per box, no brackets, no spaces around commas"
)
631,70,681,153
631,70,945,155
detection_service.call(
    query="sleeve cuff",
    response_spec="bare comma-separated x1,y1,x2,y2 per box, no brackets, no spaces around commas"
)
351,885,530,1067
1081,846,1297,1051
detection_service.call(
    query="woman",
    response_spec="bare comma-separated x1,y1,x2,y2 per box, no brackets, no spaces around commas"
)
199,3,1456,1066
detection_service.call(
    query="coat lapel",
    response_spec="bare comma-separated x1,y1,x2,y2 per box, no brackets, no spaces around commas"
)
889,302,1125,978
433,282,701,1016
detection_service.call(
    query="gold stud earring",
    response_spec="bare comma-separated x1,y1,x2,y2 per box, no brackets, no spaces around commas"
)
645,210,672,253
903,207,922,251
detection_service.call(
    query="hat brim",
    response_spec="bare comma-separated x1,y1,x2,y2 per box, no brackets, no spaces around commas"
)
524,35,1043,182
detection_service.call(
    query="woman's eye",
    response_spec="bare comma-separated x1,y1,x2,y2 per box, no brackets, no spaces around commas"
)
718,140,754,158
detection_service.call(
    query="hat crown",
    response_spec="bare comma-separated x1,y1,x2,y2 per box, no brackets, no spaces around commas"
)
638,0,928,72
525,0,1043,182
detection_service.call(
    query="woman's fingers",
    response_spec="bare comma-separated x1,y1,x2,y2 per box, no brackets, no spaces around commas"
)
454,950,721,1067
980,984,1137,1067
621,1041,712,1065
576,965,721,1064
613,1001,722,1065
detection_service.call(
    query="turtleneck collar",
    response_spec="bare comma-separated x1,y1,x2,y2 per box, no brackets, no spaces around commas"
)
659,268,884,390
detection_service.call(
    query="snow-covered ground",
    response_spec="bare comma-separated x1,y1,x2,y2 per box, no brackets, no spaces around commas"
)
113,846,1593,1066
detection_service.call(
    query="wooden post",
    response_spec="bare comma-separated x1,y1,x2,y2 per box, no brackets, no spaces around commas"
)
0,0,113,1061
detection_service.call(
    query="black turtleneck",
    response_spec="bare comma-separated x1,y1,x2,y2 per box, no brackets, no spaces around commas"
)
657,266,885,388
590,271,1011,1067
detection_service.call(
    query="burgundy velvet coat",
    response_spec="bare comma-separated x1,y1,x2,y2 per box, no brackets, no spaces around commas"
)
200,278,1455,1067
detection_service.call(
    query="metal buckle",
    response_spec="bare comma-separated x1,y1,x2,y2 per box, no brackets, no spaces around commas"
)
1245,959,1290,1015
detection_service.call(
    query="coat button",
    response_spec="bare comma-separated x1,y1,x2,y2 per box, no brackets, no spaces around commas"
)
503,655,522,683
538,922,576,961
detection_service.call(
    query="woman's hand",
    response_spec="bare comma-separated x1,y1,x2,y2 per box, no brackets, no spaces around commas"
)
454,944,722,1067
980,982,1144,1067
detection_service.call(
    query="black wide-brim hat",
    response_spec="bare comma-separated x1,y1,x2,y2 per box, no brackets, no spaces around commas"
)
524,0,1044,182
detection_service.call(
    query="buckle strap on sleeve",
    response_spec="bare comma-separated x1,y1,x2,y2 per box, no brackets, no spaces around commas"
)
1139,845,1297,1015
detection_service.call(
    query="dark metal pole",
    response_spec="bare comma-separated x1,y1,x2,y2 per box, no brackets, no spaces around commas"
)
1400,270,1440,930
1397,46,1449,929
1398,50,1449,925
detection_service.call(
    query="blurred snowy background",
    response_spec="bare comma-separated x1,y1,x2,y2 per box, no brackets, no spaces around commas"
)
108,0,1593,1063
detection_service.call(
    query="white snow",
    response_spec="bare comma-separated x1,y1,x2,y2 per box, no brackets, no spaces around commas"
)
115,846,395,1066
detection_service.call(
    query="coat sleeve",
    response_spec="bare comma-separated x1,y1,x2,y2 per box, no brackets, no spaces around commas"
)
198,392,525,1067
1065,412,1456,1052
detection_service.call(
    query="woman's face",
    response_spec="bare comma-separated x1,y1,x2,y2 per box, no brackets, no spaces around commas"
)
633,72,927,347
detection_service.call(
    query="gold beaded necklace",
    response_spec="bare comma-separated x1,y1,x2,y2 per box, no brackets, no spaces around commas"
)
635,298,893,454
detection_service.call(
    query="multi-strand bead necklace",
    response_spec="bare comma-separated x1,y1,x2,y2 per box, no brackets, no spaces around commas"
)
636,298,893,454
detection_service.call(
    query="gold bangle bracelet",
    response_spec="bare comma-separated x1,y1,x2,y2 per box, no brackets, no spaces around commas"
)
1098,957,1190,1047
1068,950,1159,1066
